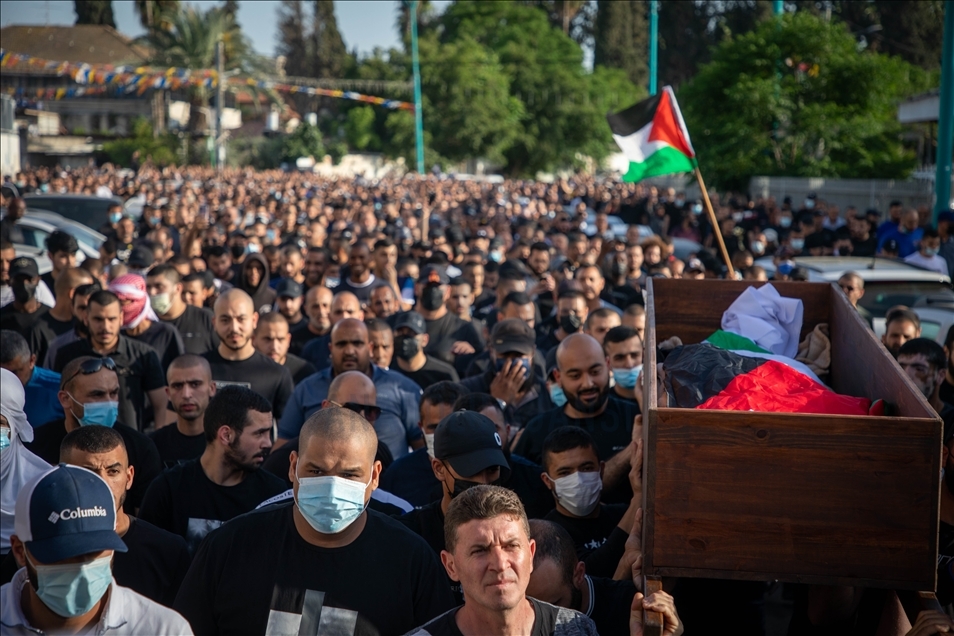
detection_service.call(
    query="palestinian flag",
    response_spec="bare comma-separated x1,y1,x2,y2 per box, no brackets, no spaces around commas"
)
607,86,697,183
662,340,874,416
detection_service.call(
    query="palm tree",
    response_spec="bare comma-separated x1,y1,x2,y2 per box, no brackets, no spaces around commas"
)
134,0,180,31
138,5,278,134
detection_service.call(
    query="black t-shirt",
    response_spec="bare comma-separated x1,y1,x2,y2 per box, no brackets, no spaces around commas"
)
148,424,207,469
287,315,308,333
939,520,954,607
544,504,628,579
410,597,596,636
505,453,554,520
394,356,460,390
514,398,639,466
379,447,441,508
27,311,73,365
851,235,879,257
114,517,192,607
53,336,165,432
128,320,185,370
26,418,162,513
333,275,378,304
173,504,456,636
588,575,637,636
166,305,218,356
300,333,331,371
0,303,49,338
285,352,317,386
289,322,323,357
424,312,483,367
396,499,463,604
202,349,294,420
601,284,643,310
139,457,288,554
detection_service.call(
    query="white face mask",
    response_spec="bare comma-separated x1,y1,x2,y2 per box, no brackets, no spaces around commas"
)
424,433,436,459
548,470,602,517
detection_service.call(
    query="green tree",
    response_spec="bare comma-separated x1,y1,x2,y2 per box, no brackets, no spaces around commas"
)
276,0,310,78
74,0,116,27
594,0,648,89
396,0,438,52
311,0,349,79
282,120,325,162
421,36,523,165
133,0,179,31
344,105,380,151
138,5,275,134
680,12,932,190
658,0,714,89
440,1,638,175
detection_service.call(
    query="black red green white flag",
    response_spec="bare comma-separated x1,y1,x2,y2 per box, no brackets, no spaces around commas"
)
607,86,697,183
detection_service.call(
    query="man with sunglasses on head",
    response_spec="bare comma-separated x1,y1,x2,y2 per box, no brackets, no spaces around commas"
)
25,356,162,513
138,385,287,555
278,318,422,460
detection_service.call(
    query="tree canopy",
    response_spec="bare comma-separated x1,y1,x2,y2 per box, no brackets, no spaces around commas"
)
679,12,934,190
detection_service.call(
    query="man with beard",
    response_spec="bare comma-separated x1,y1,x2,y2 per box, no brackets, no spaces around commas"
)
512,334,638,501
462,319,547,427
202,289,293,421
0,257,49,337
289,285,332,356
299,291,364,371
397,411,510,603
392,311,460,389
138,385,287,554
150,355,216,468
881,308,921,359
278,318,422,460
897,338,954,428
42,281,100,368
302,246,328,290
253,311,316,385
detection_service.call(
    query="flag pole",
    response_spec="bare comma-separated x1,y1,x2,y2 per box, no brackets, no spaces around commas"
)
694,166,736,279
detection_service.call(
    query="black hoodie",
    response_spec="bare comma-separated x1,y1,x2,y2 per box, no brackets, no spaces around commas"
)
240,253,276,313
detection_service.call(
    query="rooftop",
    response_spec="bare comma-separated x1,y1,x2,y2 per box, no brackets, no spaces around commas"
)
0,25,149,67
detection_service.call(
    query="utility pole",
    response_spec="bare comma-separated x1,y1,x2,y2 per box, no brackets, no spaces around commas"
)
215,38,224,171
649,0,658,96
936,0,954,219
410,0,425,175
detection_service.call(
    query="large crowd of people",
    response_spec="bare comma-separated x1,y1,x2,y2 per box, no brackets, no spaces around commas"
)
0,164,952,635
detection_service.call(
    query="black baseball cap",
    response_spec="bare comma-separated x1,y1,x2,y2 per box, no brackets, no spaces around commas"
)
276,278,303,299
128,245,155,269
393,310,426,334
490,319,535,356
434,411,508,478
10,256,39,279
420,264,449,285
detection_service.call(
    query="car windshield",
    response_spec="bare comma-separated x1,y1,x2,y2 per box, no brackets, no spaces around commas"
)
861,282,954,317
25,196,116,230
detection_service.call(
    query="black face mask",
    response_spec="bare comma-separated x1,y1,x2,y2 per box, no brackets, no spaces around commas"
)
394,335,421,361
560,313,582,334
420,285,444,311
230,244,246,260
610,261,627,279
12,279,37,304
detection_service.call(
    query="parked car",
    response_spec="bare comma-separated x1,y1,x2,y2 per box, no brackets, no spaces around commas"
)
754,256,954,317
23,194,126,232
26,210,105,252
871,296,954,345
8,216,98,262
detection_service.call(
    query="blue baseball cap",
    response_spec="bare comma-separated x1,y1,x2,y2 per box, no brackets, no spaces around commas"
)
14,465,127,563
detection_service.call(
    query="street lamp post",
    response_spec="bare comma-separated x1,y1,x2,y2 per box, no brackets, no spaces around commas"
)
410,0,425,175
649,0,658,96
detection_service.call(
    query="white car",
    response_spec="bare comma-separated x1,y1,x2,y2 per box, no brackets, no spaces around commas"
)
754,256,953,318
11,216,100,262
872,296,954,345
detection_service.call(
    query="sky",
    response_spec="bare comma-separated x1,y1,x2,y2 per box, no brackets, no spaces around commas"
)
0,0,452,57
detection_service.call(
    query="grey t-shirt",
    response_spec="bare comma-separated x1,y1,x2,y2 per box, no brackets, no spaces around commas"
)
405,598,598,636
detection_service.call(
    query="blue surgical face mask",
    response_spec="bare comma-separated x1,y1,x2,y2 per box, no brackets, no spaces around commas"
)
0,428,10,452
28,554,113,618
108,212,122,225
790,238,805,251
549,384,567,407
924,247,940,257
779,216,793,228
295,472,370,534
68,395,118,428
692,203,703,215
613,365,642,389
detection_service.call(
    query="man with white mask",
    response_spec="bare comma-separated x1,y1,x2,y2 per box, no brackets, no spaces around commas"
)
173,406,455,636
1,368,50,559
539,426,642,579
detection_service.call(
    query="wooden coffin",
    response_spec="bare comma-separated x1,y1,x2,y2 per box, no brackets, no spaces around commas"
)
642,279,941,590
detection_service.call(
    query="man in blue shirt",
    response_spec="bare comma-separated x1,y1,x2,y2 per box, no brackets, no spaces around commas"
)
878,208,923,258
277,318,423,459
0,329,63,427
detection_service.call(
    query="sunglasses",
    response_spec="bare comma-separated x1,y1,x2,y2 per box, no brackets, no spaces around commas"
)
62,357,117,387
329,401,382,423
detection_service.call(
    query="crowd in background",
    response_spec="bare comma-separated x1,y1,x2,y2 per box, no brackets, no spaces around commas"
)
0,164,952,635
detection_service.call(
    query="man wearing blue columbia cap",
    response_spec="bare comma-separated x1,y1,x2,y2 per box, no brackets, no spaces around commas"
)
1,464,192,635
